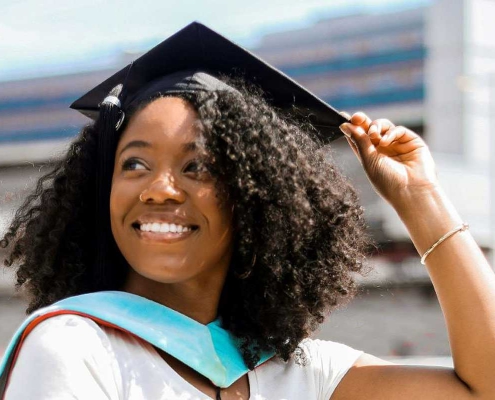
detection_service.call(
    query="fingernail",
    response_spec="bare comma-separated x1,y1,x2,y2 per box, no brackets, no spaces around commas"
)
368,125,377,135
339,111,351,119
339,124,351,138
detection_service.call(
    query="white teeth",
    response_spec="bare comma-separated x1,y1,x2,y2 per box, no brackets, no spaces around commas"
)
139,222,191,233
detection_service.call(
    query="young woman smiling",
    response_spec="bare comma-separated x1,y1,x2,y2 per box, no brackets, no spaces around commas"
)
1,22,495,400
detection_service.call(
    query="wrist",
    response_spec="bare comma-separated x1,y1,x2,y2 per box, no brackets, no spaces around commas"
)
391,185,464,256
390,184,445,215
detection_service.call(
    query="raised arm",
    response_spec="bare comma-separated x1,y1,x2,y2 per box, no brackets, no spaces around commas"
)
332,112,495,400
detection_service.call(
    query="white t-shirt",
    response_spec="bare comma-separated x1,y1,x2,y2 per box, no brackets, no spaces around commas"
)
5,315,363,400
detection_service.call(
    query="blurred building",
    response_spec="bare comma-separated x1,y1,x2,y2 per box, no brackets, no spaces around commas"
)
1,0,492,287
0,0,493,357
253,0,493,281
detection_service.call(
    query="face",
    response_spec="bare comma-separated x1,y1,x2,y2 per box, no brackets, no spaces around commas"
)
110,97,234,294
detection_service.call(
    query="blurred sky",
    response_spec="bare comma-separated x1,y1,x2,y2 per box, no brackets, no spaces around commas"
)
0,0,429,81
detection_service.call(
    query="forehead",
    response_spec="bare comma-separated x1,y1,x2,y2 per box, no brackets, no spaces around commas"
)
117,97,199,148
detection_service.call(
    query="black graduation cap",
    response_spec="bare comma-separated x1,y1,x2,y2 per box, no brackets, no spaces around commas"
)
70,21,346,142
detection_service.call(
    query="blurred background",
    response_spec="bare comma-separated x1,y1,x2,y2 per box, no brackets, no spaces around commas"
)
1,0,494,366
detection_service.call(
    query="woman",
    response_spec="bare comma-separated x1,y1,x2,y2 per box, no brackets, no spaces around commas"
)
1,22,495,400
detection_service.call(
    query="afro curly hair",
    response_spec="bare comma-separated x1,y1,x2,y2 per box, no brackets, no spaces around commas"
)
1,76,372,369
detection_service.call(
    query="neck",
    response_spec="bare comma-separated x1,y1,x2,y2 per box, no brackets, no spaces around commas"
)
121,270,224,324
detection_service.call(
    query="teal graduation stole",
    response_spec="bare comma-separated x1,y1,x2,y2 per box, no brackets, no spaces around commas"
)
0,291,275,395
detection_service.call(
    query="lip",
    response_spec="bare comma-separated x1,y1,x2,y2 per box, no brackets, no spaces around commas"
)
133,225,197,244
133,212,199,228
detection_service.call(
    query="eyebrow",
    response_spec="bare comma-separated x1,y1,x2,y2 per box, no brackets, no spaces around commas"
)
118,140,151,157
118,140,198,157
181,141,197,153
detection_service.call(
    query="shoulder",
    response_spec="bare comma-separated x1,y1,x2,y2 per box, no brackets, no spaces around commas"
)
301,339,363,365
253,338,363,399
26,313,109,340
19,314,113,359
260,338,363,374
5,314,123,399
302,338,364,399
300,339,363,385
299,338,364,368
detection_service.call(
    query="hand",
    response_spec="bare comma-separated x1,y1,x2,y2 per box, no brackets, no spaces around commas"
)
340,112,440,208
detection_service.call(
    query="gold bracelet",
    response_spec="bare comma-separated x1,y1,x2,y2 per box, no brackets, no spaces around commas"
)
420,223,469,265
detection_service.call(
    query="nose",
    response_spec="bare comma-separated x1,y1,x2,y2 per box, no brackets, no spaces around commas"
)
139,173,186,204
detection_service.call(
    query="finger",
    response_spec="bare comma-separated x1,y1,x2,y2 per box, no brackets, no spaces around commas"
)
368,119,395,148
340,122,376,162
350,111,372,131
340,118,365,165
368,119,395,138
379,125,417,147
345,136,362,165
367,120,382,145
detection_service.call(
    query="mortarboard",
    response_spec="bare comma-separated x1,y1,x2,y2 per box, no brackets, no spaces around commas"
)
70,21,347,142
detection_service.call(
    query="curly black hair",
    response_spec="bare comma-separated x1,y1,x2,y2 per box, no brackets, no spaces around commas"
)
1,76,372,369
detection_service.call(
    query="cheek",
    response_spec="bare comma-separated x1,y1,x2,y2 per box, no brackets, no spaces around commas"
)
204,194,234,239
109,180,135,227
109,183,120,220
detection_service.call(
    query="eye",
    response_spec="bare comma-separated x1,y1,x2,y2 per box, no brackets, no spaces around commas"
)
121,157,146,171
183,160,210,177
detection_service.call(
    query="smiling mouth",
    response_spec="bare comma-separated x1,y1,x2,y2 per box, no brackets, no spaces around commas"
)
131,223,199,244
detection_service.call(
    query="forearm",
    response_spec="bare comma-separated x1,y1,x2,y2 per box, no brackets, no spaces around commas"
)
393,186,495,396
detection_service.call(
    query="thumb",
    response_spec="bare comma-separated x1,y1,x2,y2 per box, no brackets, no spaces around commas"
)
340,123,376,163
